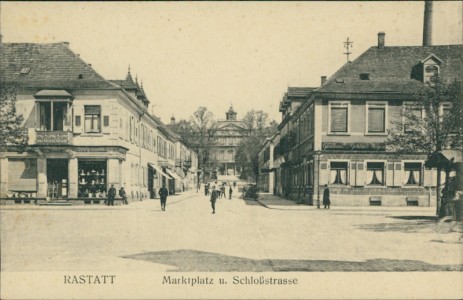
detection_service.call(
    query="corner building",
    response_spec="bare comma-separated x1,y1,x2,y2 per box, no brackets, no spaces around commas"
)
269,33,462,206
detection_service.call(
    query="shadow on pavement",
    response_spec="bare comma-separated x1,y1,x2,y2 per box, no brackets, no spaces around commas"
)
389,215,438,221
122,249,462,272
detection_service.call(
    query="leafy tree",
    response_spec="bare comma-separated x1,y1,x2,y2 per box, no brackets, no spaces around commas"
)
174,107,218,182
0,86,28,153
387,77,462,216
236,110,277,182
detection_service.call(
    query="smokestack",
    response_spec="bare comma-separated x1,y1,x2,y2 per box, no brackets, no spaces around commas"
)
423,1,433,46
321,76,327,85
377,32,385,48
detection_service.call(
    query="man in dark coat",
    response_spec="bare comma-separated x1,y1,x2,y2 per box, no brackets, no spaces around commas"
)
323,184,330,209
210,185,217,214
229,184,233,199
107,184,116,206
158,184,169,211
119,187,128,205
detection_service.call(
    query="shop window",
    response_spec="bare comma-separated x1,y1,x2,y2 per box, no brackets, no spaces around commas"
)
78,160,107,198
84,106,101,133
8,158,37,196
330,162,348,185
367,162,384,186
404,163,421,186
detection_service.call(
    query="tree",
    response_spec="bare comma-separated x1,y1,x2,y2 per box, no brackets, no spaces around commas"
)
387,77,462,216
236,110,277,182
0,86,28,153
175,107,218,183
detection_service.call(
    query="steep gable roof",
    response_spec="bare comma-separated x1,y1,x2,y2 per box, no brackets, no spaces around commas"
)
0,43,118,89
316,44,462,94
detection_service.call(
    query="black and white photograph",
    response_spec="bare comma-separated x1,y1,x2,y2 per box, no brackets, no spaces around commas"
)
0,1,462,299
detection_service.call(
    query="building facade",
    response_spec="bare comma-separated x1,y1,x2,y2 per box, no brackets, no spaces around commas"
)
262,33,462,206
0,42,197,203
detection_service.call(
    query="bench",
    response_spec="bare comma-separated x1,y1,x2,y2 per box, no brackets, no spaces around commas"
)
369,196,382,206
406,197,419,206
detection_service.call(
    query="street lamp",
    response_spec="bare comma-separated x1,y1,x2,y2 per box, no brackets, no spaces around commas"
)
315,150,322,209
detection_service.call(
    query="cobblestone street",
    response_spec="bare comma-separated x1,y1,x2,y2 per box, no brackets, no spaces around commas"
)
1,190,462,272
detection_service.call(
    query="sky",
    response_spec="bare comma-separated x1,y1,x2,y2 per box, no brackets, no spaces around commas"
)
1,1,462,123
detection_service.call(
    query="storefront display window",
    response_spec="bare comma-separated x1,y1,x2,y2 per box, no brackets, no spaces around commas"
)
78,160,107,197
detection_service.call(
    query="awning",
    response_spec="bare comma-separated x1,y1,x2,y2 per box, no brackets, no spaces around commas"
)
165,168,182,181
34,89,73,99
148,163,172,179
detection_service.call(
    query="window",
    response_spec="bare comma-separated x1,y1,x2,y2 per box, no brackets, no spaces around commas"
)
367,102,387,133
404,104,423,133
360,73,370,80
84,106,101,133
442,103,458,134
330,102,349,133
330,162,348,185
366,162,384,185
38,102,68,131
424,64,439,83
404,163,421,186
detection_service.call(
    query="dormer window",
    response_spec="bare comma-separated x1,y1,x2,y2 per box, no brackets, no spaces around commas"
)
424,65,439,83
420,54,442,84
360,73,370,80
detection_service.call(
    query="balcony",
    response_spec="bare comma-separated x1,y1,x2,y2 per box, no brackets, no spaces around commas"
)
35,130,73,145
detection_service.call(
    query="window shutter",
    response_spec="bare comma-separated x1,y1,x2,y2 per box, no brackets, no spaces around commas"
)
368,108,385,132
349,162,356,187
319,162,328,185
393,163,402,186
355,162,365,186
423,168,433,186
8,159,37,191
331,107,347,132
386,163,394,186
73,105,84,133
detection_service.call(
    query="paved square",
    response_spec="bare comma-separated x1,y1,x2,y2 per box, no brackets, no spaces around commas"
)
1,190,462,272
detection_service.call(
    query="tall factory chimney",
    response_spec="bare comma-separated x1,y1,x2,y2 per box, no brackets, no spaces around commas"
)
423,1,433,46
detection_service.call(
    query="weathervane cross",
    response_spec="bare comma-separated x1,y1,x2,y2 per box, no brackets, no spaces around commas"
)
343,37,353,62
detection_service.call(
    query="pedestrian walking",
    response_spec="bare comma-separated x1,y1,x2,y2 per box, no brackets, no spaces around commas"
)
229,185,233,199
323,184,331,209
210,185,217,214
205,183,209,196
159,184,169,211
119,187,128,205
107,184,116,206
220,185,226,199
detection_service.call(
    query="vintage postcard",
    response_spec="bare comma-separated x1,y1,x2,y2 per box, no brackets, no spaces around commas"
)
1,1,462,299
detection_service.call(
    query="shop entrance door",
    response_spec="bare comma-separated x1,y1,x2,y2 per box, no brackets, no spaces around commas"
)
148,165,155,199
47,159,68,198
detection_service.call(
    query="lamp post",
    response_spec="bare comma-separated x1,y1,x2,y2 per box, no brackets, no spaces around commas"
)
315,150,322,209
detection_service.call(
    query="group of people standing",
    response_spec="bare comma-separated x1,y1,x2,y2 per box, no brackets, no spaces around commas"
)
106,184,129,206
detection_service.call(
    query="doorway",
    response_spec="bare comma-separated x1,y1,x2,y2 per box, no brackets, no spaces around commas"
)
47,159,68,198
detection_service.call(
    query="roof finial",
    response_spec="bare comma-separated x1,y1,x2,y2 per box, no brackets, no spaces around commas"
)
128,64,131,74
135,74,138,84
343,37,353,62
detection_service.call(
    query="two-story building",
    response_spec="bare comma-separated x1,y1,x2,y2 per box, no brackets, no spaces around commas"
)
265,33,462,207
0,41,196,203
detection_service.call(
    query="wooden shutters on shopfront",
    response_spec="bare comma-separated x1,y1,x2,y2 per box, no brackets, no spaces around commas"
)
8,158,37,191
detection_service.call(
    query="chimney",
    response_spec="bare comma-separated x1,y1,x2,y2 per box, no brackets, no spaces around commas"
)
423,1,433,46
377,32,385,48
321,76,327,85
62,41,70,48
170,116,176,124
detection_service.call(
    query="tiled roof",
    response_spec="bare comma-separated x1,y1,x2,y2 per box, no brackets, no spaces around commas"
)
286,87,315,98
0,43,118,89
316,44,463,94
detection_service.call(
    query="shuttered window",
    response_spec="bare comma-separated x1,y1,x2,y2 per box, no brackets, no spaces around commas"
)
8,158,37,191
368,107,385,132
331,107,348,132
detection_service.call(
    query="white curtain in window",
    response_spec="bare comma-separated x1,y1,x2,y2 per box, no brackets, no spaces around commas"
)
367,170,374,184
413,171,420,184
375,170,383,184
340,169,347,184
403,170,412,184
441,171,447,185
330,170,337,184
